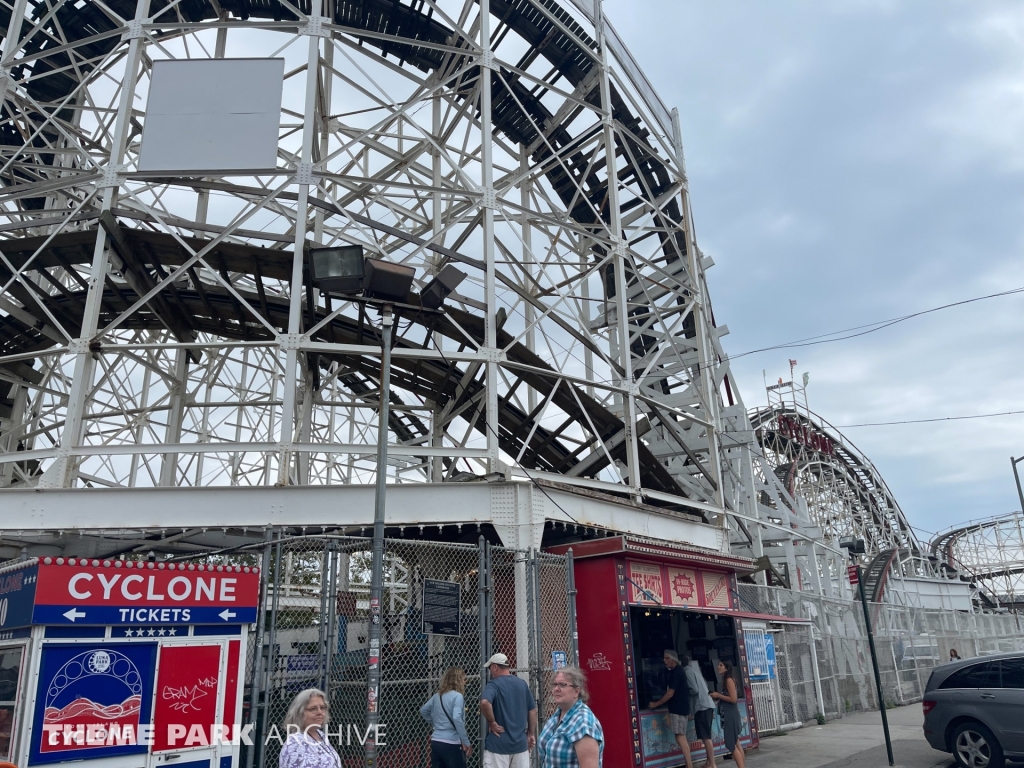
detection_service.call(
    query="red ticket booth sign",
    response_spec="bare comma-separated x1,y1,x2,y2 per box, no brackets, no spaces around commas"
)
0,556,258,768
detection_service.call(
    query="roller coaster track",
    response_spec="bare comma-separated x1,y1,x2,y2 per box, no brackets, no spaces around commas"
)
750,404,922,559
0,0,728,505
930,513,1024,610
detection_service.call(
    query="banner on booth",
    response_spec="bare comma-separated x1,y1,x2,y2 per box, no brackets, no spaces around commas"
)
30,642,157,765
0,563,37,630
666,568,699,607
152,644,223,752
626,560,733,610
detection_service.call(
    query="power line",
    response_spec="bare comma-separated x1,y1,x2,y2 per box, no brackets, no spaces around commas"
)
836,409,1024,428
730,285,1024,360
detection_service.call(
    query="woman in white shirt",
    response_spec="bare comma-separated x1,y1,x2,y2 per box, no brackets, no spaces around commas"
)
279,688,340,768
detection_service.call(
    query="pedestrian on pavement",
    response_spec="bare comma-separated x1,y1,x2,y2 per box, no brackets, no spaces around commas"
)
480,652,538,768
682,654,716,768
538,666,604,768
949,648,961,661
420,667,472,768
710,660,746,768
648,650,692,768
279,688,340,768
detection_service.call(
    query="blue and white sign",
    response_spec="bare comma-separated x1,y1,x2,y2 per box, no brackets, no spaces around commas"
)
765,633,777,680
32,604,257,626
30,642,157,765
0,564,38,630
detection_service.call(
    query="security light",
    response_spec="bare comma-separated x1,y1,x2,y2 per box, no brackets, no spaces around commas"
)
363,257,415,302
420,264,467,309
839,537,865,554
308,245,365,294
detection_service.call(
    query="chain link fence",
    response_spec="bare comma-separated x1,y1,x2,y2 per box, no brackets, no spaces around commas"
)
736,583,1024,728
211,535,575,768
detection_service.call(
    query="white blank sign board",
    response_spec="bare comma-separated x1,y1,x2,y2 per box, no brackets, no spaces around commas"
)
139,58,284,172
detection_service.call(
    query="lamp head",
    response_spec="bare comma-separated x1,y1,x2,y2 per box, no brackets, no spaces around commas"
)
839,537,866,555
420,264,467,309
308,245,365,294
363,257,415,302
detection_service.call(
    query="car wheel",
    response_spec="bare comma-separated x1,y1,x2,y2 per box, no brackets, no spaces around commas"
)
952,721,1004,768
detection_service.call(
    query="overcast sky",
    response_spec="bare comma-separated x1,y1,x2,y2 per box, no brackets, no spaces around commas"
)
603,1,1024,539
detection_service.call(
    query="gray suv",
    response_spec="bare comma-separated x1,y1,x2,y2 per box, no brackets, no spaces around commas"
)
923,651,1024,768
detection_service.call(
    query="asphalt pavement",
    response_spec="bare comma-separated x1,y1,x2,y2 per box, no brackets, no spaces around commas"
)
744,704,956,768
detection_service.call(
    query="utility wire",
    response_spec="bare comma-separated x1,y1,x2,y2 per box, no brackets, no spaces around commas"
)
730,285,1024,360
835,409,1024,428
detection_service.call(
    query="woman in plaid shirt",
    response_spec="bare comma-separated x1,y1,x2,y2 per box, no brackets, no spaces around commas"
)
537,667,603,768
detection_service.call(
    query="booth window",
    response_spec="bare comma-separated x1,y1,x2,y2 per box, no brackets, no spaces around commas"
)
631,606,742,709
0,647,23,760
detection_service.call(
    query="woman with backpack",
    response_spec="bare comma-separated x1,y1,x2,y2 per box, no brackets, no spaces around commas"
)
420,667,472,768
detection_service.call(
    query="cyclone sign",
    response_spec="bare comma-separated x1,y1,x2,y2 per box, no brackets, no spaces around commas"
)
30,642,157,765
32,560,260,625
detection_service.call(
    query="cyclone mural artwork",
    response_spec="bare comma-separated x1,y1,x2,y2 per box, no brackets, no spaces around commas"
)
31,644,156,764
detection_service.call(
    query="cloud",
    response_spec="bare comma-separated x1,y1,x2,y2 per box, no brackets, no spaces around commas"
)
604,1,1024,533
928,6,1024,171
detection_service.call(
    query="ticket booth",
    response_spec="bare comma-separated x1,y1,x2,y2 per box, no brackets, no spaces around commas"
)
548,536,768,768
0,556,259,768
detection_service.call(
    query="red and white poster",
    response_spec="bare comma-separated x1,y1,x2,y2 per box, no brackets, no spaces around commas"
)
702,572,730,608
627,562,664,605
666,567,699,607
152,644,222,752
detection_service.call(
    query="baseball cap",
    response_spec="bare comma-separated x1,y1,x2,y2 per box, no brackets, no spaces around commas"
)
486,653,510,667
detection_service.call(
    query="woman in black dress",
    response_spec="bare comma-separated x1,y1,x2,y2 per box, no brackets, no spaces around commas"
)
710,660,746,768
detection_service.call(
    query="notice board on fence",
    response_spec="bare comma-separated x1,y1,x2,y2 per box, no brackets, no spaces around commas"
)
421,579,460,636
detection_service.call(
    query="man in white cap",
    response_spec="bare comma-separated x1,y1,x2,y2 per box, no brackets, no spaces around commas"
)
479,652,537,768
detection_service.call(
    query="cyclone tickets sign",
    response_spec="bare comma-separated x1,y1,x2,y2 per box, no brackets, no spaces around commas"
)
32,558,260,625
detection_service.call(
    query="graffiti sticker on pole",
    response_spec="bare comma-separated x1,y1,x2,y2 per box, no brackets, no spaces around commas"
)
421,579,460,637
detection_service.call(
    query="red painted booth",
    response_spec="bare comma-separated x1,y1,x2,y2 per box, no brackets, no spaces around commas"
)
548,537,763,768
0,556,259,768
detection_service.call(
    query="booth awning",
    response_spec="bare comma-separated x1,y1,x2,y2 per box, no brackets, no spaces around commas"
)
548,535,757,573
683,605,811,624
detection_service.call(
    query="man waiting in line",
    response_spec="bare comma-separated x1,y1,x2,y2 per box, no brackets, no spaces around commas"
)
648,650,692,768
683,654,717,768
480,652,538,768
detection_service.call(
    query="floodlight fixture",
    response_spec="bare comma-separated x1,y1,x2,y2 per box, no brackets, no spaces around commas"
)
839,537,865,555
420,264,467,309
308,245,365,294
363,257,415,303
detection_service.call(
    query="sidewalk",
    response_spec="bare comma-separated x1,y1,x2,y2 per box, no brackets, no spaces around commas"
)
745,704,954,768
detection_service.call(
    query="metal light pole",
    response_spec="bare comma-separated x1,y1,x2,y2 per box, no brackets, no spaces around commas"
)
855,561,895,767
364,304,393,768
842,539,895,767
1012,456,1024,514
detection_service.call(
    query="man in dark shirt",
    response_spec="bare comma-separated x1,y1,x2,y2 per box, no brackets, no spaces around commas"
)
479,652,537,768
649,649,692,768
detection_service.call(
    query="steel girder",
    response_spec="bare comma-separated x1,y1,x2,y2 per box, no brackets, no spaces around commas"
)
0,0,737,530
